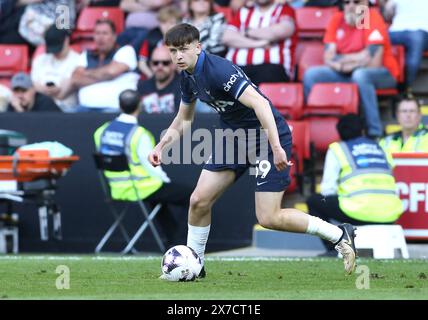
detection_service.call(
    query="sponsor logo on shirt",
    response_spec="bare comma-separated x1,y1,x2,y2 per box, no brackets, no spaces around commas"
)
337,28,345,40
368,29,384,42
223,73,241,92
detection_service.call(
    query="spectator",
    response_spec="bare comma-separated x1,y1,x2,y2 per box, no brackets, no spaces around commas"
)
0,0,39,46
64,19,139,112
137,46,180,114
303,0,399,139
138,5,183,79
222,0,297,86
380,0,428,86
379,95,428,155
118,0,179,52
7,72,61,112
93,89,192,245
31,25,80,113
306,113,403,256
183,0,227,57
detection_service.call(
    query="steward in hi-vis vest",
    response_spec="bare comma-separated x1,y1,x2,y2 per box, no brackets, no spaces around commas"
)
329,137,403,223
94,119,163,201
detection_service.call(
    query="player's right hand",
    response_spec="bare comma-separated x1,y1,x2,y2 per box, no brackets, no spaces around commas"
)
148,147,162,167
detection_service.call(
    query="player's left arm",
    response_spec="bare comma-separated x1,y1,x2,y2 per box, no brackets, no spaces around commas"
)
238,85,292,171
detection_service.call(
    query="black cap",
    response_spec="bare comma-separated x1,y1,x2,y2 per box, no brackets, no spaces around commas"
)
45,25,69,54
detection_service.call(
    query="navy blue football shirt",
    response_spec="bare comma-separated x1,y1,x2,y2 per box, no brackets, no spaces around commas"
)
180,50,289,133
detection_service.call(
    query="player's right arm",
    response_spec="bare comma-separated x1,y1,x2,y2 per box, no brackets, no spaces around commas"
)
149,100,196,166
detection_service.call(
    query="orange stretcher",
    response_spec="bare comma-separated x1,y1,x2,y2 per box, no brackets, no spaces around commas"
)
0,150,79,242
0,150,79,182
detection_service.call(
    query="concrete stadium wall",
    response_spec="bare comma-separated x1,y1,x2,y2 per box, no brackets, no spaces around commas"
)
0,113,256,254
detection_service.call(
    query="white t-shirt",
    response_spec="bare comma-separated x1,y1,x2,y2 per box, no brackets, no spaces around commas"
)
389,0,428,32
31,49,80,112
77,45,139,109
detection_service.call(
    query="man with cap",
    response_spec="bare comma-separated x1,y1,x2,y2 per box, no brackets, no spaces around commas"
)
7,72,61,112
31,24,80,112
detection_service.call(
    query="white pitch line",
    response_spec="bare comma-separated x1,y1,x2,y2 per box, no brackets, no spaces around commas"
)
0,255,425,263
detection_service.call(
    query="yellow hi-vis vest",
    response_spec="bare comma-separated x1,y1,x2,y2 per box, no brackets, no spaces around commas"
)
379,124,428,156
94,122,163,201
330,139,403,223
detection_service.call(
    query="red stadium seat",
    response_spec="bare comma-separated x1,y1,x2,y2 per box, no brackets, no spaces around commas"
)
286,120,312,193
305,83,359,115
259,83,304,119
0,78,11,88
304,83,359,153
296,41,324,81
0,45,29,77
213,4,234,23
295,6,338,39
72,7,124,42
307,116,340,154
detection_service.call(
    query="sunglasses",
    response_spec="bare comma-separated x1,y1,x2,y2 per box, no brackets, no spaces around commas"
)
151,60,172,67
344,0,361,5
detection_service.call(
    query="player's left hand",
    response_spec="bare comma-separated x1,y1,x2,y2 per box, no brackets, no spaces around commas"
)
273,146,293,171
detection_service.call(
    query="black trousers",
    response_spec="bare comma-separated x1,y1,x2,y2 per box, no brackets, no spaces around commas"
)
145,182,193,246
306,193,391,251
241,63,290,86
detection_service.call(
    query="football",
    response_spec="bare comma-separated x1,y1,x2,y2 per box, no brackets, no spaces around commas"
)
161,245,203,281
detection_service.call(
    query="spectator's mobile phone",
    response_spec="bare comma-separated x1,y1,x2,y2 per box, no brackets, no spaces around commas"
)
46,82,55,87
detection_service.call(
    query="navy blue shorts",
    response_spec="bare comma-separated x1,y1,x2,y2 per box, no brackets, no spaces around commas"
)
204,121,292,192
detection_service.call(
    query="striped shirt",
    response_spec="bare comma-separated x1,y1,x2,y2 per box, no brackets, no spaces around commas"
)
225,3,297,77
184,13,227,56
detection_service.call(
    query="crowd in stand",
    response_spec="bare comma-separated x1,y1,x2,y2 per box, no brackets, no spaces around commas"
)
1,0,428,132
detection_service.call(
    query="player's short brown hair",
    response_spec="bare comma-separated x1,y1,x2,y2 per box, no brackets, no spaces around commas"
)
164,23,200,47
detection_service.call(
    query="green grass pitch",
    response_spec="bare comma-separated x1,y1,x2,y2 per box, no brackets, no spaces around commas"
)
0,255,427,299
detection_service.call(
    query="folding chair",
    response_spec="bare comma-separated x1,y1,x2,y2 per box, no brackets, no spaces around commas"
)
93,153,165,254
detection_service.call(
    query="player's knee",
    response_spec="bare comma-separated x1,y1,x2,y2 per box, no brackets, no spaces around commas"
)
257,212,276,230
189,192,212,213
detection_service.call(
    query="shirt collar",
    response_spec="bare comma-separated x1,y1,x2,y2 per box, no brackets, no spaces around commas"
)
117,113,138,124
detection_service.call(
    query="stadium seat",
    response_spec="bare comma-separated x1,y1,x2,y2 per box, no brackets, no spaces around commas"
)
0,78,11,88
72,7,125,42
295,6,339,39
259,83,304,119
286,120,314,193
305,83,359,116
0,45,29,77
93,153,165,254
306,116,340,154
304,83,358,153
296,41,324,81
354,225,409,259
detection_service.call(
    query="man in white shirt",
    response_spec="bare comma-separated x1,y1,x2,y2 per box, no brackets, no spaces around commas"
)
381,0,428,85
63,19,139,112
31,25,80,112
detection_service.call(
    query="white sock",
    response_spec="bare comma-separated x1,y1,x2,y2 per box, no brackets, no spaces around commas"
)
187,224,211,265
306,216,343,244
